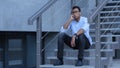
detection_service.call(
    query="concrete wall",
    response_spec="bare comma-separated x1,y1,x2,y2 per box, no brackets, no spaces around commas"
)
0,0,96,32
0,0,49,31
72,0,96,18
42,0,71,32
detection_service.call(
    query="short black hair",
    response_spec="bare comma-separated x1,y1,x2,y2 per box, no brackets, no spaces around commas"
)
72,6,81,12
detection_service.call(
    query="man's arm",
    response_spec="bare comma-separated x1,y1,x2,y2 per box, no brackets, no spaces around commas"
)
76,18,89,36
63,15,74,29
71,29,84,47
71,17,89,47
76,29,84,36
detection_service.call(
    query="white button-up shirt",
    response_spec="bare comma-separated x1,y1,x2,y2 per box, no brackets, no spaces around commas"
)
60,16,92,45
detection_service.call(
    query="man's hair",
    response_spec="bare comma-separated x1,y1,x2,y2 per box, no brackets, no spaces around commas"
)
72,6,81,12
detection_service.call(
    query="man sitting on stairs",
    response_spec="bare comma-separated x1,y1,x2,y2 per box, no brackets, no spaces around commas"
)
54,6,92,66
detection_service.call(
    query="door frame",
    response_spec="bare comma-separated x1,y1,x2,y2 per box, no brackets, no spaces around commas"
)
3,32,27,68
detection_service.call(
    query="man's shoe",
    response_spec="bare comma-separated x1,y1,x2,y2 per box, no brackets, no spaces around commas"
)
53,59,63,66
75,60,83,66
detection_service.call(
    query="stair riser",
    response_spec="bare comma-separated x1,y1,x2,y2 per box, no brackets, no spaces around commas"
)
100,18,120,22
90,24,120,29
40,65,95,68
54,51,91,57
111,44,120,49
54,50,114,57
106,2,120,6
56,42,119,49
102,7,120,11
46,59,107,68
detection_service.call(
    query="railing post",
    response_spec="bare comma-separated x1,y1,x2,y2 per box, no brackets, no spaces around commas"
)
95,14,101,68
28,1,58,68
36,16,42,68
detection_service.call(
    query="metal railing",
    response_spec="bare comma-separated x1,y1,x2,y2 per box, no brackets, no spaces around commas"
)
28,0,58,68
89,0,109,68
90,0,120,68
100,1,120,49
41,32,50,39
89,0,109,22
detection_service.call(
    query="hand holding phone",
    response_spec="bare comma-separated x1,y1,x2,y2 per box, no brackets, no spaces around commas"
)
70,15,75,21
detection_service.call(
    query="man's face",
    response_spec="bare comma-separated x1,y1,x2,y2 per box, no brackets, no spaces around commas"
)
71,8,81,19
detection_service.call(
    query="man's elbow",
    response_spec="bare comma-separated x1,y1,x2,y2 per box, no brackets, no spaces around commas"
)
63,25,68,29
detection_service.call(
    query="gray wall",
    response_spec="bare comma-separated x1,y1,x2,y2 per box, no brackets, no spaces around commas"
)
42,0,71,32
0,0,96,32
0,0,49,31
72,0,96,17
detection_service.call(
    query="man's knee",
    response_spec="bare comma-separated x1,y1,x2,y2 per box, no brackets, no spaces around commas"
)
78,33,85,39
58,32,66,39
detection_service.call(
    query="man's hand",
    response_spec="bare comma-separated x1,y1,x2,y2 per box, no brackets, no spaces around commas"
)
71,36,76,47
70,15,75,21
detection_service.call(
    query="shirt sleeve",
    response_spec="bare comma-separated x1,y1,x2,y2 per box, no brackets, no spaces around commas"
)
81,18,89,33
60,24,71,32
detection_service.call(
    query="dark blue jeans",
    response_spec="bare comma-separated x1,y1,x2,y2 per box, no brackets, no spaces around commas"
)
57,32,90,61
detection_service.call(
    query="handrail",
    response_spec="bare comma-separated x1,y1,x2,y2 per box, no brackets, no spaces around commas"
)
89,0,109,22
27,0,58,67
28,0,58,25
90,0,109,68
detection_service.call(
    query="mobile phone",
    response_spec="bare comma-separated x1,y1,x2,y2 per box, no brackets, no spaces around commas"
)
72,15,75,19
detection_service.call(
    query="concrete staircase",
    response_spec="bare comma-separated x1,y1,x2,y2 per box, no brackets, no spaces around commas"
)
40,0,120,68
90,0,120,67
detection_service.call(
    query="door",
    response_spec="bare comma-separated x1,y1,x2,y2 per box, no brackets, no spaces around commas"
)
4,33,26,68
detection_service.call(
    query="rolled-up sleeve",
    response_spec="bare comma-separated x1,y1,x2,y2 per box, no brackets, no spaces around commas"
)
81,18,89,32
60,25,71,32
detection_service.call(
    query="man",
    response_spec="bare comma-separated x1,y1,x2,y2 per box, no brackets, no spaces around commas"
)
54,6,92,66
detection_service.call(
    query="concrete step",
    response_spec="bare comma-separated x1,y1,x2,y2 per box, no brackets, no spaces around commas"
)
102,22,120,24
46,56,108,66
54,49,114,57
106,3,120,7
100,16,120,19
90,25,120,30
100,11,120,14
58,42,119,50
40,64,94,68
57,41,118,45
102,8,120,12
90,29,120,34
111,44,120,49
91,35,120,37
93,41,118,44
99,44,120,49
90,28,120,31
100,17,120,22
109,0,120,3
103,5,120,9
84,41,119,49
90,22,120,29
